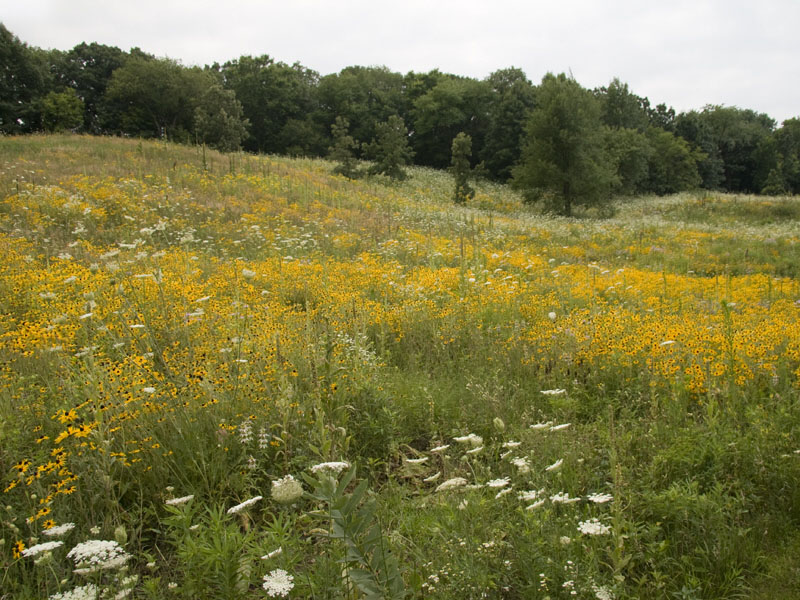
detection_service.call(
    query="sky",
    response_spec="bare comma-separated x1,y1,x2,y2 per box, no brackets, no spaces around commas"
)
2,0,799,123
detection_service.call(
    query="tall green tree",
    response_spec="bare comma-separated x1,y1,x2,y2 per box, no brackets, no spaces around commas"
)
317,66,406,154
216,56,322,155
193,83,250,151
364,115,414,180
104,57,212,141
52,41,128,133
0,23,48,133
596,78,650,131
410,76,492,169
329,116,361,179
512,73,616,216
451,132,475,204
481,67,536,180
41,88,84,132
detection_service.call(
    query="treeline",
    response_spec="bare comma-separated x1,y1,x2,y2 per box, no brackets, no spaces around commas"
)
2,23,799,210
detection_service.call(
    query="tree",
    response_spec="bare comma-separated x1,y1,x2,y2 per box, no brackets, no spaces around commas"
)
0,24,48,133
481,67,536,180
216,56,322,155
364,115,414,180
604,127,652,196
451,132,475,204
193,83,249,151
328,116,361,179
410,76,492,169
52,41,128,133
643,127,703,194
596,78,650,131
512,73,616,216
104,57,212,141
42,88,84,132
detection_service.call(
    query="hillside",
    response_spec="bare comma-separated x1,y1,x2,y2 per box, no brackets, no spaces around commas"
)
2,135,800,599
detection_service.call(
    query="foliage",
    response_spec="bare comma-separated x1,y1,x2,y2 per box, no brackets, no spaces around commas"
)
193,83,250,151
0,135,799,599
305,467,405,599
450,132,475,204
513,73,617,215
328,116,362,179
364,114,414,180
104,57,213,141
41,89,85,133
480,67,536,180
0,23,48,133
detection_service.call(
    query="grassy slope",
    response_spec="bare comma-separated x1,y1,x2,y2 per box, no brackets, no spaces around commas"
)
1,135,800,599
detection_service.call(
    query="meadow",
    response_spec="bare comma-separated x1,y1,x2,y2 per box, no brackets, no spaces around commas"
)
1,134,800,599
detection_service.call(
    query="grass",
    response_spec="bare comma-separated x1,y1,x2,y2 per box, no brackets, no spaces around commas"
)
1,133,800,599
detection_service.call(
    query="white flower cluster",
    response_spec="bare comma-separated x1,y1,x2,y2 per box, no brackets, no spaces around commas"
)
310,461,350,474
49,584,99,600
587,492,613,504
271,475,304,504
165,495,194,506
435,477,468,492
453,433,483,447
43,522,76,537
262,568,294,597
239,420,253,444
577,518,611,536
227,496,262,515
22,541,64,557
67,540,131,574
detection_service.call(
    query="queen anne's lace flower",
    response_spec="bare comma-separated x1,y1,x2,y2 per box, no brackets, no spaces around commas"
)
227,496,262,514
262,568,294,597
165,495,194,506
271,475,303,504
578,518,612,535
310,461,350,474
67,540,130,574
49,584,99,600
435,477,468,492
22,541,64,557
43,523,75,537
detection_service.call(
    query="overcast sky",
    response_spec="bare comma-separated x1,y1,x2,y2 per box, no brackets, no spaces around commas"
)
2,0,798,123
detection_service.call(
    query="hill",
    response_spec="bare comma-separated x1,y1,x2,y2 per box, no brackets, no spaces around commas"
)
2,135,800,599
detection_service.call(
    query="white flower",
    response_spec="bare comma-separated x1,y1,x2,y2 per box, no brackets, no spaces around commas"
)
271,475,303,504
49,584,99,600
453,433,483,447
530,421,554,430
22,541,64,557
465,445,484,455
166,495,194,506
435,477,468,492
548,311,557,321
423,471,442,482
518,489,545,502
550,492,580,504
310,461,350,474
659,340,676,346
405,457,429,464
592,583,615,600
545,458,563,472
429,444,450,453
502,441,521,448
262,568,294,597
525,499,546,510
227,496,263,514
241,268,256,279
485,477,510,488
142,387,156,394
511,457,531,474
67,540,130,574
43,523,75,537
495,487,513,499
560,536,572,545
578,518,611,536
261,547,283,560
540,389,566,396
549,423,571,432
587,492,613,504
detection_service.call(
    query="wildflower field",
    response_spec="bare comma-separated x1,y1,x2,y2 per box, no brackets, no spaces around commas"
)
2,135,800,599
